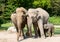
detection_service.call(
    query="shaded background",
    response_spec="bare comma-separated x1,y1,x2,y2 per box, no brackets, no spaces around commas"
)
0,0,60,34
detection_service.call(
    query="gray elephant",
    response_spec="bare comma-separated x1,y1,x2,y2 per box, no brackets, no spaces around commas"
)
27,8,49,38
44,23,54,37
11,7,28,41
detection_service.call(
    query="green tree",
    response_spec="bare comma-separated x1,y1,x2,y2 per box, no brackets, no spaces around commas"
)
51,0,60,16
0,0,5,27
0,0,60,27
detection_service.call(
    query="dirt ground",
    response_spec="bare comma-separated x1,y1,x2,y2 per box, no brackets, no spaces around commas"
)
0,31,60,42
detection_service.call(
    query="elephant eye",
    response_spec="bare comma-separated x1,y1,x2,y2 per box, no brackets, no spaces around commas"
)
36,11,39,13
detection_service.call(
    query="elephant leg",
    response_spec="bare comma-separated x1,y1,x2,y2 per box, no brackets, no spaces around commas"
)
12,23,20,42
44,29,47,37
37,19,45,38
26,24,30,37
51,27,54,37
14,24,23,41
27,22,32,37
12,23,19,41
21,23,26,39
47,28,51,37
52,28,54,36
33,22,39,38
16,30,23,42
37,27,41,37
51,29,52,37
27,17,32,37
14,23,18,32
17,21,24,41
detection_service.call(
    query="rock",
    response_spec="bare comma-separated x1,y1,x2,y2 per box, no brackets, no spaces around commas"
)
7,26,16,33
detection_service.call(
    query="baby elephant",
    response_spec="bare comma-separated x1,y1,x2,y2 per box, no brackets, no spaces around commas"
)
44,23,54,37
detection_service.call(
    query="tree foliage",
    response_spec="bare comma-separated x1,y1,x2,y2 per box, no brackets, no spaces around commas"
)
0,0,5,26
51,0,60,16
0,0,60,26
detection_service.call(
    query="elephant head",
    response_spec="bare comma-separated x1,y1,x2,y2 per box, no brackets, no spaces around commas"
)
16,7,27,14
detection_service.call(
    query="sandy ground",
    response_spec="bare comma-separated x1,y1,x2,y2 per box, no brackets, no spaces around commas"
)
0,31,60,42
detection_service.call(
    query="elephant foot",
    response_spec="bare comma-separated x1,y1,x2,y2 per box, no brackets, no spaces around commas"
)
26,32,30,36
26,32,32,38
35,36,38,38
41,35,45,39
19,36,24,41
35,35,39,38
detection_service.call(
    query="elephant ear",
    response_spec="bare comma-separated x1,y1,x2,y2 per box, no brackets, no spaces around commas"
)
37,16,41,21
22,10,26,14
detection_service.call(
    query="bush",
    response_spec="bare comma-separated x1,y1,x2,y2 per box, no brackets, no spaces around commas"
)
0,22,13,30
0,16,4,27
49,16,60,25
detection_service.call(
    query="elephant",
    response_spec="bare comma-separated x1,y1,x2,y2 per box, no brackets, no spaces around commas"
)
11,7,28,41
27,8,49,38
44,23,54,37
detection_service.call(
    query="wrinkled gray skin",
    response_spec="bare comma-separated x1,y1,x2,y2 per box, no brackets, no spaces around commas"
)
11,7,28,41
27,9,39,37
44,23,54,37
27,8,49,38
36,8,49,38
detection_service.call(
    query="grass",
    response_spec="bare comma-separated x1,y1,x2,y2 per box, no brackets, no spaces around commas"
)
49,16,60,25
23,26,60,34
1,22,60,34
0,16,60,34
0,22,13,30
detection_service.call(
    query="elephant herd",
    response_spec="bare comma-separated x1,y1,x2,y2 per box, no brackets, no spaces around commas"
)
11,7,54,41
